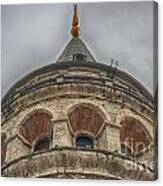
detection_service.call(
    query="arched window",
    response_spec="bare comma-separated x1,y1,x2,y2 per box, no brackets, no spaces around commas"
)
19,110,52,146
68,103,105,138
120,116,151,155
121,144,132,157
76,134,94,148
33,137,50,152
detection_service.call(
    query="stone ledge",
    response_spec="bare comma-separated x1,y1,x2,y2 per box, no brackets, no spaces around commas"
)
1,146,154,180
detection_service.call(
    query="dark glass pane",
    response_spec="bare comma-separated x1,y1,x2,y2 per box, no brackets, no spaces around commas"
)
34,137,50,152
76,135,93,148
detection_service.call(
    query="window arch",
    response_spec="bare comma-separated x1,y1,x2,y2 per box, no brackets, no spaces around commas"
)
75,134,94,148
68,103,105,138
120,116,151,156
19,110,52,146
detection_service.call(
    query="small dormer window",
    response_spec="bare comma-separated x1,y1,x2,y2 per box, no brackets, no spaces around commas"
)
73,53,86,62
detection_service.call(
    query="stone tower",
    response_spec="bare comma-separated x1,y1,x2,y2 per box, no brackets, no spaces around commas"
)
1,5,156,180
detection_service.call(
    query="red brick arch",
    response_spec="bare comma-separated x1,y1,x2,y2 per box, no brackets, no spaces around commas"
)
68,103,106,138
120,116,151,154
19,109,52,146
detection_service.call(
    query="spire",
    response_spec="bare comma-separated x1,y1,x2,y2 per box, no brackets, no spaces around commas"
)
71,4,79,37
57,4,96,63
57,37,96,63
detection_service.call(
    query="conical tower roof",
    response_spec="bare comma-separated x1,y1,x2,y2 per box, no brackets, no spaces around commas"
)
57,4,96,63
57,37,96,63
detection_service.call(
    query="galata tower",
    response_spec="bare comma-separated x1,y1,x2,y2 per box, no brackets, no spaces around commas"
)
1,4,156,180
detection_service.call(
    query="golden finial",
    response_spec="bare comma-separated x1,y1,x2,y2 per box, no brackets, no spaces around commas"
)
71,4,79,37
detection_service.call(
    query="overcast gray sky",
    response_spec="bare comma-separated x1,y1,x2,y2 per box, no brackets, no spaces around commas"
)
1,2,154,97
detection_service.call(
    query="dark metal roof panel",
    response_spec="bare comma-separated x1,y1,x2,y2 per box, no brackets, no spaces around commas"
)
57,37,96,63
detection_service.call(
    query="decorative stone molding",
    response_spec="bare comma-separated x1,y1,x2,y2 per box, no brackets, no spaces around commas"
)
1,147,154,180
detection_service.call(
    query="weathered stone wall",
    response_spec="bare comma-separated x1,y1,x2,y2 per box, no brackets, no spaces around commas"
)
1,65,155,179
52,120,72,147
1,147,154,180
5,137,30,163
105,125,121,151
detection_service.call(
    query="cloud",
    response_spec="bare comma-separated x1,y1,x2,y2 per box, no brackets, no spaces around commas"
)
1,2,154,97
